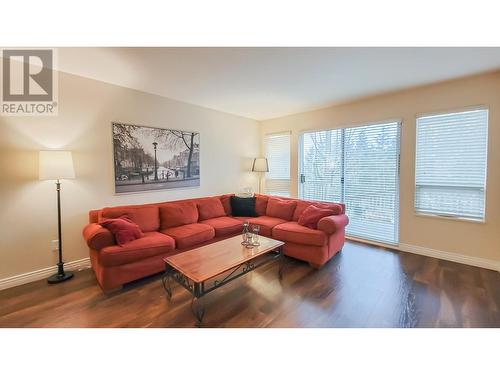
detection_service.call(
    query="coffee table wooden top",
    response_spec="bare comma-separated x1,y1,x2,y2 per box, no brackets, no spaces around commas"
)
164,235,284,283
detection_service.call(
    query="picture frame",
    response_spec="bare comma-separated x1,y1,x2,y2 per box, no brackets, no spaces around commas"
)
112,122,200,194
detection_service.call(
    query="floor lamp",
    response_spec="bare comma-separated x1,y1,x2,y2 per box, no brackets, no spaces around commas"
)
39,150,76,284
252,157,269,194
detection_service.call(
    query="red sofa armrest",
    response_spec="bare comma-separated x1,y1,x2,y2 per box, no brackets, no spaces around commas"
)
82,223,116,251
317,214,349,234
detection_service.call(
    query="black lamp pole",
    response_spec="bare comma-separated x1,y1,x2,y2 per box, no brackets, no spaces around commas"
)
153,142,158,180
47,179,74,284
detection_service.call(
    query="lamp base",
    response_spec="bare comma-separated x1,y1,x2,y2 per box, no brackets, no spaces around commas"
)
47,271,74,284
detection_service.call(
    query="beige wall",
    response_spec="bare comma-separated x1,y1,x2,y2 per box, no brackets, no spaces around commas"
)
0,72,260,279
260,71,500,263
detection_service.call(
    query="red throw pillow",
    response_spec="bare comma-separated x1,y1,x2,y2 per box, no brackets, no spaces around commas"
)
293,201,343,221
99,215,144,246
197,197,226,221
266,198,297,221
298,205,335,229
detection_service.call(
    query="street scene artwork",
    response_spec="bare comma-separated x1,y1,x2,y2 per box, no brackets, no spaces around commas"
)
112,122,200,193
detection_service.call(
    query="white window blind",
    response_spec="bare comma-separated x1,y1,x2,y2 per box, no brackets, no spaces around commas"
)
343,122,400,244
265,132,291,197
300,129,343,203
415,108,488,220
299,121,400,245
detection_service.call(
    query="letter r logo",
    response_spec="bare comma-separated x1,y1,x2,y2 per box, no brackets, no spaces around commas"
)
2,49,53,102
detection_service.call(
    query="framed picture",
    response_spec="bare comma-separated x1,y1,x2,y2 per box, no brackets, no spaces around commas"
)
112,122,200,194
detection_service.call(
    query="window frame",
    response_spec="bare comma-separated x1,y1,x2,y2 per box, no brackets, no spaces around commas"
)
413,105,489,223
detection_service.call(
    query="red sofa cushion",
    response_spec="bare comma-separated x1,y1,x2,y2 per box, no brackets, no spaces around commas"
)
197,197,226,221
273,222,327,247
99,216,144,246
298,205,336,229
266,198,297,221
99,231,175,266
233,215,287,237
293,200,343,221
159,202,199,229
161,223,215,249
200,216,243,237
89,209,99,223
254,194,269,216
100,205,159,232
219,194,234,215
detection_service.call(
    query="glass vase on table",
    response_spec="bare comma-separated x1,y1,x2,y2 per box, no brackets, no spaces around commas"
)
251,225,260,246
241,221,251,246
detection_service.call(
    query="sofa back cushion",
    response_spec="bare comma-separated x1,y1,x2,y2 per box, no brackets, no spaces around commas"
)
266,198,297,221
89,209,100,223
197,197,226,221
255,194,269,216
293,200,343,221
100,205,159,232
219,194,234,216
160,202,199,229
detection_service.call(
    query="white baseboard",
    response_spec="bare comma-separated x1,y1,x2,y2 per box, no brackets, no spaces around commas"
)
346,236,399,251
347,237,500,272
398,243,500,272
0,258,91,291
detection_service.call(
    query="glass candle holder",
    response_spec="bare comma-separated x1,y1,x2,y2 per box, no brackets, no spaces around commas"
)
251,225,260,246
241,221,250,245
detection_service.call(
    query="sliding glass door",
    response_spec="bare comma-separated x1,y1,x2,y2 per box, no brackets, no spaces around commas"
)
299,121,400,245
300,129,343,202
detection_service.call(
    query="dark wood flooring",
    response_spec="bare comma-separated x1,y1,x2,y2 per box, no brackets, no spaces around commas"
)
1,240,499,328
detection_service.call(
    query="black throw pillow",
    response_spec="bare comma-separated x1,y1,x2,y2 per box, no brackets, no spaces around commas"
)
230,196,257,217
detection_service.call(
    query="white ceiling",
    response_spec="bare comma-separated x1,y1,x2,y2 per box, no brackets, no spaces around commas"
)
58,47,500,121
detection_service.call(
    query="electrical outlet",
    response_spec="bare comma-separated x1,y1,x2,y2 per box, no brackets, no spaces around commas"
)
51,239,59,252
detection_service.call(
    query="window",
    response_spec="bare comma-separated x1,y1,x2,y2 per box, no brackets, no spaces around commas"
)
264,132,291,196
300,121,400,244
415,108,488,220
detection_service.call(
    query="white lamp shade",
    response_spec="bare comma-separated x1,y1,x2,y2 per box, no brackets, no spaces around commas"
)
252,157,269,172
39,150,75,180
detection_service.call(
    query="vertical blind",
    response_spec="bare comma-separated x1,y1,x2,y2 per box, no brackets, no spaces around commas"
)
264,132,291,196
300,121,400,244
415,108,488,220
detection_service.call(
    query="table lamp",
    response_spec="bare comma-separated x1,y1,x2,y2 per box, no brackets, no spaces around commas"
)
39,150,75,284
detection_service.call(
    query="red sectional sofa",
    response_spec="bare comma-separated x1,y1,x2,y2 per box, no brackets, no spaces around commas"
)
82,194,349,291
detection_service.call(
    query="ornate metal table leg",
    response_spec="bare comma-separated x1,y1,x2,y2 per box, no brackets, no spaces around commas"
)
162,265,173,301
191,295,205,328
191,282,205,327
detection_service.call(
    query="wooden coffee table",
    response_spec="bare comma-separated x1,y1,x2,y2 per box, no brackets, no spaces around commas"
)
162,235,285,327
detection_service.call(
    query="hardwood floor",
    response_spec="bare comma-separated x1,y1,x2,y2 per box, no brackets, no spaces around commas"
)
1,240,499,328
